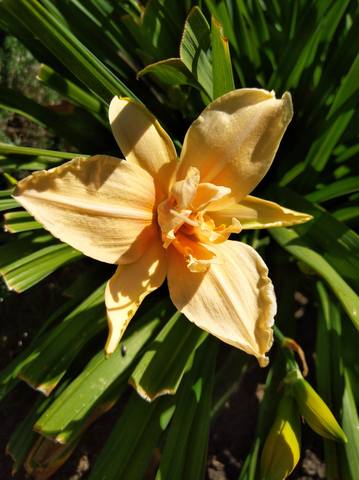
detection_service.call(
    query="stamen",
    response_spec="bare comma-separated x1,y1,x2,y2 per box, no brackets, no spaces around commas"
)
169,209,199,227
157,168,242,253
186,254,219,273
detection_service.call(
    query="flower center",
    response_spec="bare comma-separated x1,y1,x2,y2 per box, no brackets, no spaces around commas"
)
157,167,241,272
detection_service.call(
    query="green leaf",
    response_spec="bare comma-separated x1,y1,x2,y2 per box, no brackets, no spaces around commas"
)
238,441,261,480
0,195,19,212
239,351,286,480
211,349,248,420
269,187,359,292
333,204,359,224
230,0,261,84
304,215,359,292
0,232,52,269
44,1,133,81
271,0,350,91
6,382,69,473
0,0,138,104
38,64,105,116
204,0,239,55
0,266,104,401
0,87,111,152
283,53,359,187
316,281,343,409
180,7,213,100
211,16,235,99
342,369,359,478
34,300,170,443
306,176,359,203
335,143,359,164
88,394,175,480
0,143,85,172
18,284,106,394
129,311,207,401
316,282,342,478
271,227,359,331
4,211,42,233
121,0,184,62
0,4,68,78
0,142,81,159
139,0,184,59
0,241,82,293
0,231,83,293
156,339,217,480
137,58,199,87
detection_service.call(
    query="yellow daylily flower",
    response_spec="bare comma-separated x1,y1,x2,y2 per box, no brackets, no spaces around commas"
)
14,88,312,367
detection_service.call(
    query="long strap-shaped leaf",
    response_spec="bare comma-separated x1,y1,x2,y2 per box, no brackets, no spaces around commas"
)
271,227,359,331
34,299,171,444
0,0,139,104
156,339,217,480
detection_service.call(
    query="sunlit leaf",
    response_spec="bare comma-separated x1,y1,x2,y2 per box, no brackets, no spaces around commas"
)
211,16,235,99
130,311,206,401
180,7,213,100
34,299,171,443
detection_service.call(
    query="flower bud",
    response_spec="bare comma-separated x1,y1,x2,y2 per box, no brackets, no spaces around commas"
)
292,376,347,443
260,394,301,480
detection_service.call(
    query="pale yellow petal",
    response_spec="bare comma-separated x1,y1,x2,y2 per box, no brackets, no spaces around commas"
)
191,183,231,211
177,88,293,200
14,155,156,265
109,96,178,196
105,237,167,353
171,166,200,209
167,240,276,366
210,195,313,229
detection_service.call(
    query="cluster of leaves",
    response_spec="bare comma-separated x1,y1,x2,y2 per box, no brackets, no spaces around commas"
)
0,0,358,478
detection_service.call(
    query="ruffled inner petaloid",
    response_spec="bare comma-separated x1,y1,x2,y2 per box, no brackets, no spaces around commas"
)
157,167,241,272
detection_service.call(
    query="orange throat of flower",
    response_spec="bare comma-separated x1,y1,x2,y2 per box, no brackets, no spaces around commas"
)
157,167,241,272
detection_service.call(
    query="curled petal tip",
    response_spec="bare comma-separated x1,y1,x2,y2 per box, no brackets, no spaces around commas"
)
178,87,295,200
258,355,270,368
167,241,276,363
108,96,177,196
282,91,294,124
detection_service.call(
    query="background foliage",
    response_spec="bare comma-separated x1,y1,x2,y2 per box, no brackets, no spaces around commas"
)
0,0,358,479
